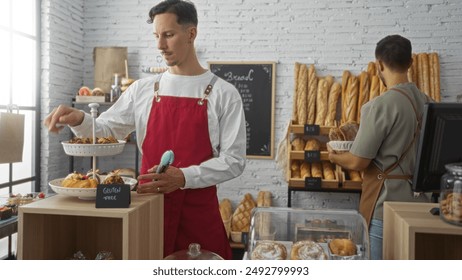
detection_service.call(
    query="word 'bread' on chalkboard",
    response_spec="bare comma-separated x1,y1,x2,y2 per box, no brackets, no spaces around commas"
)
208,61,276,159
96,184,131,208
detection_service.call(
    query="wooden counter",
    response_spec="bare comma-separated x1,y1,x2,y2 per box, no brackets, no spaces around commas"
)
17,193,163,260
383,202,462,260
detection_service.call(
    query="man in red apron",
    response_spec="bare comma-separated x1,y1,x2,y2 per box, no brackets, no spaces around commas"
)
44,0,247,260
327,35,431,259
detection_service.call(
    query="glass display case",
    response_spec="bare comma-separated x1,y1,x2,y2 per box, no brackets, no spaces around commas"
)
247,207,369,260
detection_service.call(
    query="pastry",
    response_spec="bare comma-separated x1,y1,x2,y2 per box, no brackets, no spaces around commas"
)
112,168,136,178
307,65,317,125
78,86,91,96
339,121,359,141
231,193,256,232
291,240,327,260
251,241,287,260
62,172,98,188
329,239,357,256
102,172,124,185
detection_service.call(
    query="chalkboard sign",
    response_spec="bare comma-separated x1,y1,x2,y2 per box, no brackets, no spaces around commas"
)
208,61,276,159
95,184,131,208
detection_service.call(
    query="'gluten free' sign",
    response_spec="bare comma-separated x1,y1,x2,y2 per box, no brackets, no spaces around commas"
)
95,184,131,208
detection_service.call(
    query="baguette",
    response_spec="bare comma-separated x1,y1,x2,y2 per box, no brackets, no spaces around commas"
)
219,198,233,221
322,161,335,180
341,71,351,123
412,53,418,86
428,53,435,101
292,62,301,122
256,191,272,237
311,162,323,178
357,71,370,122
326,82,341,127
431,52,441,102
324,75,334,90
315,79,329,125
307,65,318,124
305,138,321,151
369,76,380,101
417,53,425,94
348,170,362,181
421,53,431,97
291,137,305,151
257,191,272,207
300,162,311,178
407,63,414,83
367,62,376,78
345,75,359,123
291,160,301,178
379,79,386,95
296,64,308,124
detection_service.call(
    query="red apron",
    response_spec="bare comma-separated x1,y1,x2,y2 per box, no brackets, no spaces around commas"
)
140,74,232,259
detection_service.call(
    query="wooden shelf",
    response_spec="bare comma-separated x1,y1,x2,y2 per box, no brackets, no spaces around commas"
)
17,193,163,260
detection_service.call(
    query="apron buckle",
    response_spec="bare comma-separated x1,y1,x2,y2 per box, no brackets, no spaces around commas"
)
377,173,383,180
197,100,204,105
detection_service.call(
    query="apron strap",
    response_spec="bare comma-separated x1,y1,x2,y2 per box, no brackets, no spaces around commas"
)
198,75,219,105
154,73,164,102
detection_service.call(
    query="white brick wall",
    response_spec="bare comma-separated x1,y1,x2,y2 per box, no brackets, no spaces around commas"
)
42,0,462,210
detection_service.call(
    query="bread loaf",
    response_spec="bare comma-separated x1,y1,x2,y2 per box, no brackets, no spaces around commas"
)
339,121,359,141
305,138,321,151
219,198,233,221
291,160,301,178
357,71,370,122
311,162,323,178
257,191,272,207
341,71,351,123
291,240,327,260
345,75,359,123
291,137,305,151
322,161,335,180
326,82,341,127
329,127,344,141
315,79,328,125
300,162,311,178
307,65,318,125
252,241,287,260
231,193,256,232
292,62,301,122
296,64,308,124
256,191,272,238
369,76,380,101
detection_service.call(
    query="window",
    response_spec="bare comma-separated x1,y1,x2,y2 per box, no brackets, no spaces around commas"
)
0,0,40,259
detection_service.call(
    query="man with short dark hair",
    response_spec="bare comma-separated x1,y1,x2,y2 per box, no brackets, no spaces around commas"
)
44,0,246,259
327,35,432,259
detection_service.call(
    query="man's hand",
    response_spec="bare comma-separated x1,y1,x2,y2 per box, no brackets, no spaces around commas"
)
137,166,186,194
43,105,85,133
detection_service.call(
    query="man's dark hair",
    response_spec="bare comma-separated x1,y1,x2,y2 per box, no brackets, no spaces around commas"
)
375,35,412,73
147,0,198,26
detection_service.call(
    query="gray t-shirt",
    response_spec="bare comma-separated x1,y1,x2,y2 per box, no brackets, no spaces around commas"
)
350,83,432,220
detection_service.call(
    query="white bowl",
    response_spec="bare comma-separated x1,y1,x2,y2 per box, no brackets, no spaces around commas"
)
61,140,126,157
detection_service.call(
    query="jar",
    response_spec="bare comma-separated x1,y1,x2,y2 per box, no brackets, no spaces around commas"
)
163,243,224,260
440,163,462,226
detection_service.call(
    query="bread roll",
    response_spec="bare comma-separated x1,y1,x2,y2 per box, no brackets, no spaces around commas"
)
326,82,341,127
357,71,370,122
348,170,362,181
305,138,321,151
345,75,359,122
290,240,327,260
231,193,256,232
329,127,344,141
291,137,305,151
328,239,357,256
291,160,301,178
292,62,301,122
300,162,311,178
311,162,323,178
341,71,351,123
252,241,287,260
307,65,318,125
322,161,335,180
339,121,359,141
315,79,329,125
296,64,308,124
369,75,380,101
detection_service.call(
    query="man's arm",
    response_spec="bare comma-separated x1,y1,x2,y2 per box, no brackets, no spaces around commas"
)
327,145,371,171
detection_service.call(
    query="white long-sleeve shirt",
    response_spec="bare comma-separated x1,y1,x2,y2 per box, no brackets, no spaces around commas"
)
71,70,246,189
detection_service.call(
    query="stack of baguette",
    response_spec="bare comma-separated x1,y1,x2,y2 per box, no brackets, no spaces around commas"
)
292,63,341,126
409,52,441,102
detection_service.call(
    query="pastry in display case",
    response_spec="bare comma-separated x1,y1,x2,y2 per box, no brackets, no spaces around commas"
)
247,207,369,260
